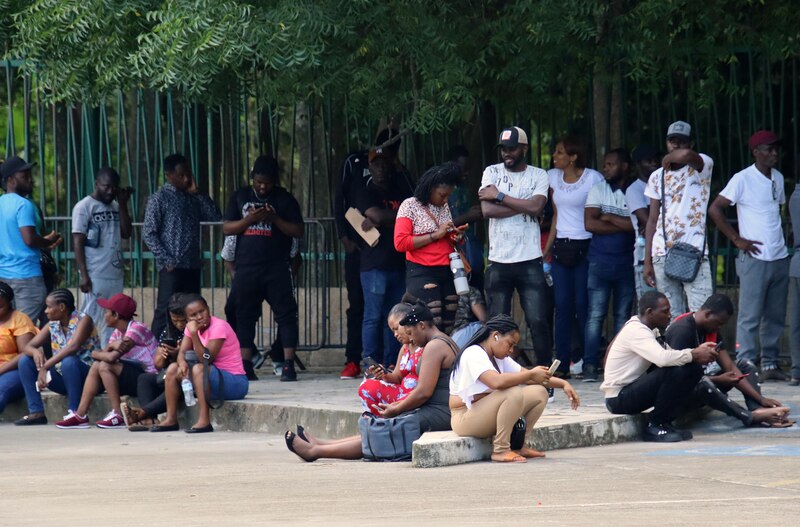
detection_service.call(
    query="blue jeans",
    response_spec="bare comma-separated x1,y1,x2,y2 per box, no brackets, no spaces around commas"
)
451,321,483,351
552,257,589,372
485,259,551,365
19,354,90,413
584,262,636,368
0,370,24,413
361,268,406,366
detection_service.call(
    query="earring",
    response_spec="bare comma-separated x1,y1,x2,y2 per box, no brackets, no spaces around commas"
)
494,335,499,341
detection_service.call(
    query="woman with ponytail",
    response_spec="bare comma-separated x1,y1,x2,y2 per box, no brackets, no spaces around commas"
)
449,315,580,463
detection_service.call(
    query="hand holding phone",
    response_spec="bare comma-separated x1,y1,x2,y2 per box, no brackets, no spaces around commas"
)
547,360,561,376
363,357,389,375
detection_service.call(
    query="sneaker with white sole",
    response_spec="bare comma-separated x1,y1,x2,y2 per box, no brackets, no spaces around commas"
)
96,410,126,429
55,412,90,429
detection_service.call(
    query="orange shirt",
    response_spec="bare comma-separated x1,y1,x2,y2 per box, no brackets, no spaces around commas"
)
0,310,38,365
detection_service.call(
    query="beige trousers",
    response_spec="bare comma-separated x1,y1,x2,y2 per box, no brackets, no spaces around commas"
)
451,385,549,453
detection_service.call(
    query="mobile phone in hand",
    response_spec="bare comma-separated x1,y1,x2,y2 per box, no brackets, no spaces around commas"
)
547,360,561,376
363,357,388,373
714,341,723,351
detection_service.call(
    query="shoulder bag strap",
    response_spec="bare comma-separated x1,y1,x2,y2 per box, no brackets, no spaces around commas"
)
202,348,224,410
660,168,668,246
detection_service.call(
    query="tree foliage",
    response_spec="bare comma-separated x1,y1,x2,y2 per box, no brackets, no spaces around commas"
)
4,0,800,132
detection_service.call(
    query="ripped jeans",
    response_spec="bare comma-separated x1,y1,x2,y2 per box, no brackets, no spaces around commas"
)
405,262,458,333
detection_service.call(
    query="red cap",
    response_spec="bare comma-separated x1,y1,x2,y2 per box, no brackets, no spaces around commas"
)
368,147,389,163
98,293,137,319
748,130,780,151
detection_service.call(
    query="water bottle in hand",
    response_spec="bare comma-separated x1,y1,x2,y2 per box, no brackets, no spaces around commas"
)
181,378,197,407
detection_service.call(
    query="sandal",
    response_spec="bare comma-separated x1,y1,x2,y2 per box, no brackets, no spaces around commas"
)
296,425,309,442
285,431,314,462
491,451,527,463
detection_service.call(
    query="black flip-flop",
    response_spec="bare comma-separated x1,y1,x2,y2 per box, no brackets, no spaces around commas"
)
185,424,214,434
150,423,180,432
285,430,298,453
296,425,309,442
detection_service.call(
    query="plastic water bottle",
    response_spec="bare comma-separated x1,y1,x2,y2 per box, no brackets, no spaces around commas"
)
635,235,646,263
449,252,470,295
181,378,197,407
543,262,553,287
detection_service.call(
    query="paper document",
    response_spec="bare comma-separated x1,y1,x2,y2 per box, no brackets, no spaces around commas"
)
345,207,380,247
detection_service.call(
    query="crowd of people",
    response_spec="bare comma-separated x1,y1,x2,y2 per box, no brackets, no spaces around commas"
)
0,120,797,454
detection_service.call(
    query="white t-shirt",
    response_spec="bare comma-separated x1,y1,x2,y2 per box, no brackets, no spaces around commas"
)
548,168,604,239
719,164,787,261
644,153,713,257
71,196,123,280
481,163,549,263
449,344,521,408
625,178,649,235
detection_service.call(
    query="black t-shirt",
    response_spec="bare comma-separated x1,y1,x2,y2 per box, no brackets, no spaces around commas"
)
224,186,303,268
354,180,411,272
664,313,718,349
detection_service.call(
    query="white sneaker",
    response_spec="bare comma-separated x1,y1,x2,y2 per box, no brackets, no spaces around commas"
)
570,359,584,376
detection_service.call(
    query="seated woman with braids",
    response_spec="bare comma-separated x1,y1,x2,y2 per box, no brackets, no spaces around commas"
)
16,289,99,425
150,294,248,434
358,303,422,414
0,281,39,416
286,303,457,461
449,315,580,463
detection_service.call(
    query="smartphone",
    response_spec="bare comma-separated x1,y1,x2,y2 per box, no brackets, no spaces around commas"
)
714,341,723,351
363,357,389,373
161,338,178,348
547,359,561,376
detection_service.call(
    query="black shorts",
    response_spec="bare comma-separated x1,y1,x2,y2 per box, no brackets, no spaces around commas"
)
118,362,145,396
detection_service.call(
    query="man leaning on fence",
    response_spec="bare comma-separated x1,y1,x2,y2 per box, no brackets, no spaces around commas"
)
223,155,304,382
709,131,790,382
143,154,221,339
71,168,132,345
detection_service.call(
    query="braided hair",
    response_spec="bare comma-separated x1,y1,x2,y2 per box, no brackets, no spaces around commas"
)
413,162,461,205
451,314,520,376
47,288,76,313
0,281,14,304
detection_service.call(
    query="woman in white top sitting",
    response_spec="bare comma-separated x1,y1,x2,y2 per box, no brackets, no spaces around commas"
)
449,315,580,463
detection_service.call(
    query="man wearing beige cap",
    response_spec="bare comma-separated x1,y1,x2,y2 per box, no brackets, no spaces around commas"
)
478,126,551,366
643,121,714,317
709,131,790,381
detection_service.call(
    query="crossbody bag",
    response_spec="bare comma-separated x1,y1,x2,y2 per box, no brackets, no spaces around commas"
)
661,169,706,282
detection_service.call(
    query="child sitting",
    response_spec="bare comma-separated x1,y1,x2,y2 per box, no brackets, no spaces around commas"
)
55,293,157,429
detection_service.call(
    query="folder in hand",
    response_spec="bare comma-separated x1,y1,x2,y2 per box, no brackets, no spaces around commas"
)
345,207,380,247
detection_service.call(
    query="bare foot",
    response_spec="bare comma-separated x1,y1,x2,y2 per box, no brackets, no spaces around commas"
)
491,451,527,463
514,447,546,459
751,406,791,427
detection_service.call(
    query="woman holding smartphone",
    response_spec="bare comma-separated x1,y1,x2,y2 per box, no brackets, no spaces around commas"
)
449,315,580,463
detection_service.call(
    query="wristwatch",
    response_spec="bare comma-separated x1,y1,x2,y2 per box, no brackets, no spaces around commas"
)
496,192,506,204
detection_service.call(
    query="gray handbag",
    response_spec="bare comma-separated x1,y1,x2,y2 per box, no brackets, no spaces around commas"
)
359,410,421,462
660,169,705,282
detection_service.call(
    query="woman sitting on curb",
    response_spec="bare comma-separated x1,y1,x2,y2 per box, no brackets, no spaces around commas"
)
151,294,248,434
16,289,99,426
55,293,158,429
286,303,457,461
0,282,38,415
122,293,188,430
449,315,580,463
358,303,422,414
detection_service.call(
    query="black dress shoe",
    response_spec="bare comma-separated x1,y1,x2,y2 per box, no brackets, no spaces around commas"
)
642,422,684,442
150,423,180,432
185,424,214,434
14,414,47,426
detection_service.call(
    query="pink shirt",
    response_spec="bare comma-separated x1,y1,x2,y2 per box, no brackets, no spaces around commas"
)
184,316,245,375
110,320,158,373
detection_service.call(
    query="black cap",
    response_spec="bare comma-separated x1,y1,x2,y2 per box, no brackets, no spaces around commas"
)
251,155,279,178
632,144,658,163
1,156,35,180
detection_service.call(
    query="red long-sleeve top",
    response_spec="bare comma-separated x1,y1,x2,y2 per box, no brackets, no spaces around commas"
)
393,197,453,267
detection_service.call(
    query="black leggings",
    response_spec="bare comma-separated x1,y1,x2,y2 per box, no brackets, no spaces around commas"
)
405,262,458,334
137,373,167,419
